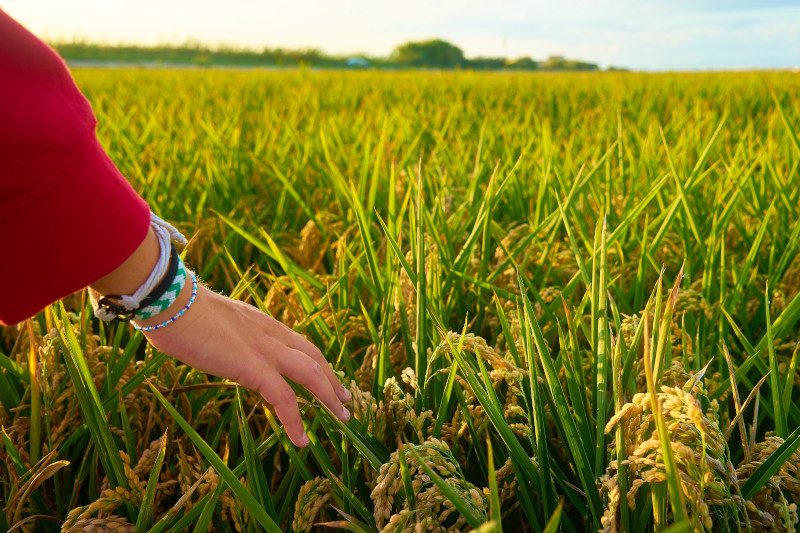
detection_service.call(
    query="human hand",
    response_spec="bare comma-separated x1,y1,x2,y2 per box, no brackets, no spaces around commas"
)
138,283,351,447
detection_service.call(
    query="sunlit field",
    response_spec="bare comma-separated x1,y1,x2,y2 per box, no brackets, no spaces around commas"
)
2,69,800,532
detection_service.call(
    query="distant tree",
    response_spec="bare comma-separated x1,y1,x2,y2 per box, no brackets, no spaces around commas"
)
467,56,507,70
541,55,598,71
507,56,539,70
390,39,465,68
541,55,567,69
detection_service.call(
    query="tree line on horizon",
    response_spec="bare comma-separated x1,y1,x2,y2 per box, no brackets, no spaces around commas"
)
53,38,613,71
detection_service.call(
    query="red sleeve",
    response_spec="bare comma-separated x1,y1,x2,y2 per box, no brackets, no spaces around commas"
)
0,10,151,325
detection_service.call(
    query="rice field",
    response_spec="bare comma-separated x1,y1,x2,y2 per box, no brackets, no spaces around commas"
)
2,69,800,532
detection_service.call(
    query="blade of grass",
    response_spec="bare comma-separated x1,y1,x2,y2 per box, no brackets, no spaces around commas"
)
782,343,800,416
236,388,277,520
148,383,282,533
53,303,127,489
653,262,685,383
609,332,630,532
191,481,225,533
517,273,603,527
118,390,136,462
521,291,557,518
561,303,593,448
724,372,770,442
408,449,483,528
767,80,800,158
215,211,324,291
643,312,687,524
486,436,502,527
594,217,610,478
741,424,800,500
414,161,428,399
542,502,564,533
765,283,788,438
134,430,168,533
722,341,750,461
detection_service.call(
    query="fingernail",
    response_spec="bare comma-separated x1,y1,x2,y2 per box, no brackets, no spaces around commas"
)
299,434,310,447
342,388,352,402
341,407,351,421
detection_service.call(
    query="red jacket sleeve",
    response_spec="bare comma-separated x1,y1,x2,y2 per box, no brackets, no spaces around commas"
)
0,10,151,325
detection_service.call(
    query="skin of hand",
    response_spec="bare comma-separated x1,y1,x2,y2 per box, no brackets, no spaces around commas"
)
91,227,351,447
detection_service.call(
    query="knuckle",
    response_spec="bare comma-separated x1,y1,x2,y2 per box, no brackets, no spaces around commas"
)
280,386,297,405
309,362,324,378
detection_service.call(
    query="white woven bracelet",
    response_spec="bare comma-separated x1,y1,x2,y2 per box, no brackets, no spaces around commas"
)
91,213,188,322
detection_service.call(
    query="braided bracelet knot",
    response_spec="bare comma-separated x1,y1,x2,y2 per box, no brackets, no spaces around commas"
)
96,295,139,322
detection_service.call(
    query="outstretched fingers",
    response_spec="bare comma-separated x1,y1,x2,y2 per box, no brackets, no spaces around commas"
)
282,332,351,403
278,348,350,422
256,370,309,447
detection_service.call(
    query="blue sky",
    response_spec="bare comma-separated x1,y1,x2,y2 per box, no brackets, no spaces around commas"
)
2,0,799,70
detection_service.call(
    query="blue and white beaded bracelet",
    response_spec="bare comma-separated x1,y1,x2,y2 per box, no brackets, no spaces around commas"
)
92,212,188,323
133,271,198,332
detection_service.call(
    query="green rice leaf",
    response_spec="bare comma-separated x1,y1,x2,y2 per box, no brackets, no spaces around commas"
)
741,424,800,501
148,383,282,533
135,429,168,533
408,449,483,528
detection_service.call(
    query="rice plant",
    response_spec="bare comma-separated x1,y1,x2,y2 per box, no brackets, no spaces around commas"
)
2,69,800,532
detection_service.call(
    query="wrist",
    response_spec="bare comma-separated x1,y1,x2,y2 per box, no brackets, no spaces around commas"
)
90,227,160,296
133,270,196,330
89,213,191,325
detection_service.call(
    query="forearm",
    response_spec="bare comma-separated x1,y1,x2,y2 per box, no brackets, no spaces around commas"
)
90,227,160,297
0,9,151,325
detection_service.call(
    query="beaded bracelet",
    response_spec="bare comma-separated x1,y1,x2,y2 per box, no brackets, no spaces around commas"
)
133,271,198,332
92,213,188,323
134,257,188,320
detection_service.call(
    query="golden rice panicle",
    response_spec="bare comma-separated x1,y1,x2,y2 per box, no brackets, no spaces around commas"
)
117,450,145,503
602,360,738,531
292,477,333,533
347,379,387,444
287,219,325,272
779,253,800,302
494,456,519,504
61,515,135,533
393,250,418,335
218,478,246,532
737,435,800,532
599,461,621,533
132,437,167,479
370,439,487,532
263,273,339,330
443,331,522,374
382,376,415,444
358,339,408,391
382,373,434,444
434,331,529,443
675,283,715,323
62,487,129,527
